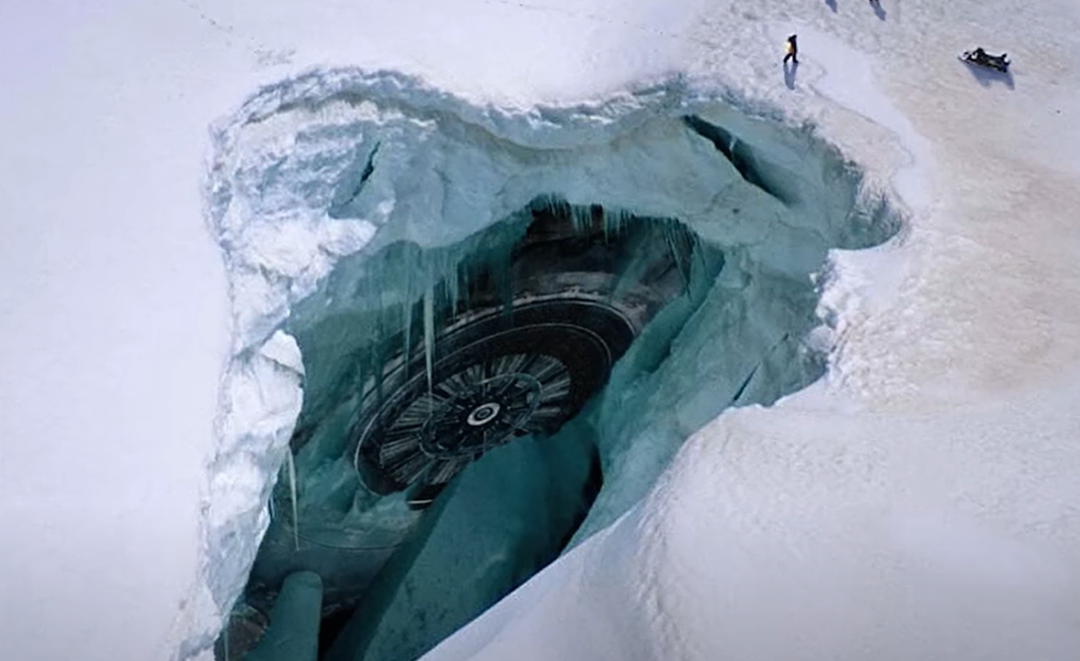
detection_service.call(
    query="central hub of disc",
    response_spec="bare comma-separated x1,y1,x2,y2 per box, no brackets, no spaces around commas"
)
418,369,546,458
466,402,501,426
354,306,635,500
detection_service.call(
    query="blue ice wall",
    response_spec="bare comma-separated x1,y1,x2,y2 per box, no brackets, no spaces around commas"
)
324,423,599,661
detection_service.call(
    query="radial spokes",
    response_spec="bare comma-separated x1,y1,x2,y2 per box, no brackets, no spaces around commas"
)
382,448,432,486
425,456,471,486
362,350,577,501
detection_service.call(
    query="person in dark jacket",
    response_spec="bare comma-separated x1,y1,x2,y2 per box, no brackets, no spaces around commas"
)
783,34,798,65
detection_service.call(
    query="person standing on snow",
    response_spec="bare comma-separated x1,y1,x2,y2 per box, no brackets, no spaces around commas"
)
783,34,798,64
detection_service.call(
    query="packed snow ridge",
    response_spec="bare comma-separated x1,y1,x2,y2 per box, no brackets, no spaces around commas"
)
178,67,901,660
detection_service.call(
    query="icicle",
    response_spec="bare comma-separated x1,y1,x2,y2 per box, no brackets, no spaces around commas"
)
401,247,416,374
447,255,460,317
664,223,690,295
423,267,436,398
374,311,386,405
285,449,300,552
402,300,413,376
532,194,564,223
450,251,465,320
570,204,592,235
495,243,514,317
459,258,472,312
431,250,459,322
602,206,631,241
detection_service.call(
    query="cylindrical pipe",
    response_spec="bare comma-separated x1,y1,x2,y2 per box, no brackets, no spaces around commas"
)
243,571,323,661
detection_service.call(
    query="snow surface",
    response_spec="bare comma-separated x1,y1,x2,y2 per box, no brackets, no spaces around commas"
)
1,1,1078,661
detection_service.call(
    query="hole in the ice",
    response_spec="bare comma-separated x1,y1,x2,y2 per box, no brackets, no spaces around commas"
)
220,199,724,661
208,90,902,661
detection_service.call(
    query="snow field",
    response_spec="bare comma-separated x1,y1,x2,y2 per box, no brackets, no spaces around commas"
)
1,1,1078,660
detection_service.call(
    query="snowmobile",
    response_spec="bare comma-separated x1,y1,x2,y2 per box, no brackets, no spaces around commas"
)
959,48,1010,73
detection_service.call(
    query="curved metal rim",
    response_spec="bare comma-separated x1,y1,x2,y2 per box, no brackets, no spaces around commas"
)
352,319,619,492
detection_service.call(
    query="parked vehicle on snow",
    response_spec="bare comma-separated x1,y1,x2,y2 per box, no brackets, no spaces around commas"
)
959,47,1010,73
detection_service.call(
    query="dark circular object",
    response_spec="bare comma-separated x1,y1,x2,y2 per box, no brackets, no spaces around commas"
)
353,299,635,505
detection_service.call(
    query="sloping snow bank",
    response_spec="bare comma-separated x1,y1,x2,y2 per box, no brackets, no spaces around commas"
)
179,66,899,659
419,0,1080,658
425,374,1080,661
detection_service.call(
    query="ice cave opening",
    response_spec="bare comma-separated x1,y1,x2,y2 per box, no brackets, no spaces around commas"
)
200,71,901,661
